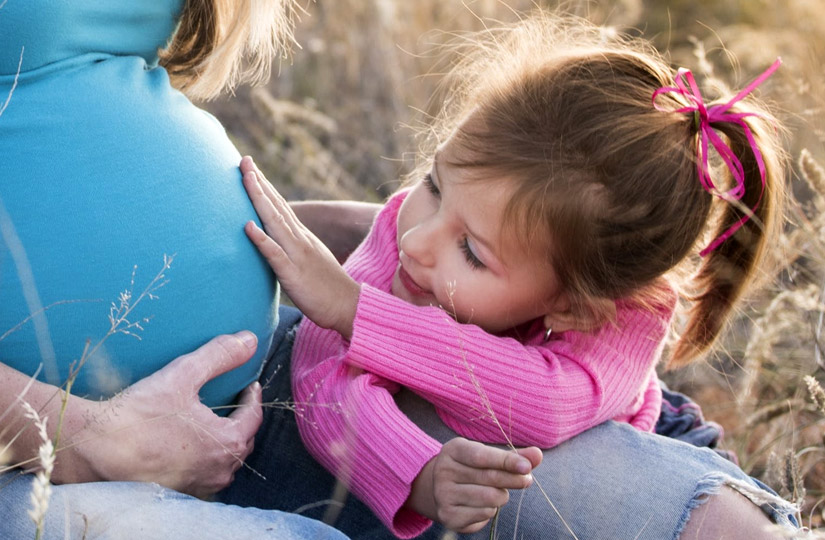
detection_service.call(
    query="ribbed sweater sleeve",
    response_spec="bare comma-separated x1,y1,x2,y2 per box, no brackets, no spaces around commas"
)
291,193,439,538
348,285,672,447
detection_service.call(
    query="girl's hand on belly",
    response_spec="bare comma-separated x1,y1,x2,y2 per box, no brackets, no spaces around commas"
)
242,157,361,341
65,332,263,497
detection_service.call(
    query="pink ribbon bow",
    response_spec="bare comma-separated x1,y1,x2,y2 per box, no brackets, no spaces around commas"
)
652,58,782,256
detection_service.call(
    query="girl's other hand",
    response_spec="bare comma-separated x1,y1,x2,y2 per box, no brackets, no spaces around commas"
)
65,332,263,498
241,156,360,340
406,437,542,533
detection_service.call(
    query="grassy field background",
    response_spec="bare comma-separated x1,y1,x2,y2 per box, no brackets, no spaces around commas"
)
206,0,825,531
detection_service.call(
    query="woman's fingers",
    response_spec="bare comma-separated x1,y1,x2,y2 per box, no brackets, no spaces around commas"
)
171,332,258,391
228,381,264,456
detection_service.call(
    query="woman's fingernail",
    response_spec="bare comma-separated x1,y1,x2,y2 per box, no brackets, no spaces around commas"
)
516,459,531,475
237,331,257,349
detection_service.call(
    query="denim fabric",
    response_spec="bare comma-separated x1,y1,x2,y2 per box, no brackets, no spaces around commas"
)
1,306,799,539
0,469,347,540
220,306,799,540
396,391,799,540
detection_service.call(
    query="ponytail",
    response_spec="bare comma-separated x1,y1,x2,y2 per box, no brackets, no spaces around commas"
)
668,102,786,368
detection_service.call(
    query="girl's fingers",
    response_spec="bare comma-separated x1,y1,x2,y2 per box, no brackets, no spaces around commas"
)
453,462,533,490
516,446,543,469
247,161,301,228
261,180,304,234
245,221,291,272
446,438,535,475
244,170,306,243
241,157,310,244
243,171,281,224
442,483,510,509
243,172,297,242
440,504,499,533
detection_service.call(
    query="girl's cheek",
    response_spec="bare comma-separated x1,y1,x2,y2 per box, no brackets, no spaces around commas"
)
440,278,462,309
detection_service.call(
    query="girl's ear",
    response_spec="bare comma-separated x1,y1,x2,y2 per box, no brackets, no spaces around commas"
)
543,297,616,334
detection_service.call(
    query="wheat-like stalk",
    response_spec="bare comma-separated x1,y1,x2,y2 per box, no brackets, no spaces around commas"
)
804,376,825,417
439,285,580,540
21,402,54,540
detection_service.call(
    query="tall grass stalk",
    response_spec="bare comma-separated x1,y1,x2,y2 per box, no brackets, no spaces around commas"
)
0,255,172,538
21,402,54,540
50,256,172,451
442,286,579,540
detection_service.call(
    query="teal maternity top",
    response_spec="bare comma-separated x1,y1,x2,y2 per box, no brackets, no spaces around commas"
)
0,0,279,408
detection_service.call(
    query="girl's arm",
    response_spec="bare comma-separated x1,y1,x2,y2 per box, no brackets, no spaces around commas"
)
0,332,263,498
345,286,671,447
292,321,537,537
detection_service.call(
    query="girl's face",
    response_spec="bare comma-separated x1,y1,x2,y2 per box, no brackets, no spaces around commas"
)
392,144,568,333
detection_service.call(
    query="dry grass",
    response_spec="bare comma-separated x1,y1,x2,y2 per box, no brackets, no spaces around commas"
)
207,0,825,533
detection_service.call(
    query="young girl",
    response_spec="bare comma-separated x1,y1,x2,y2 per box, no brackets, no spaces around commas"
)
243,12,793,540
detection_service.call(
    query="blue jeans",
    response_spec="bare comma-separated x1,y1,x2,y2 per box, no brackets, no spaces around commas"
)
1,307,799,539
219,307,799,539
0,470,347,540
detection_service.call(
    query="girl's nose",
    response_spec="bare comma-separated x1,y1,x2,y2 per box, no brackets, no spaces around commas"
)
399,221,438,268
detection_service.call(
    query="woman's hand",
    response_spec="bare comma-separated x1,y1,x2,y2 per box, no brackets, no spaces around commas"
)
241,156,361,340
406,437,542,533
61,332,264,498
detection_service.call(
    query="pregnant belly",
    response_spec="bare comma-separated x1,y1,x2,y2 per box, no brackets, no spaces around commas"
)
0,55,279,408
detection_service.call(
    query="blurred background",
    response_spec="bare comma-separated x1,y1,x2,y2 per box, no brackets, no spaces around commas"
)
206,0,825,529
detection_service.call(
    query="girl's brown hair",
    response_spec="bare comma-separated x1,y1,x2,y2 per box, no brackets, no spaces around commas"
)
419,12,786,367
159,0,298,101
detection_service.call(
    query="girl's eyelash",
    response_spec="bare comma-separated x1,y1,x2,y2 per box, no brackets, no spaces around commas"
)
423,173,440,197
460,238,485,270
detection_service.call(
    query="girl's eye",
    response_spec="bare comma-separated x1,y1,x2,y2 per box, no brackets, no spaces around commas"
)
423,173,440,197
460,238,485,270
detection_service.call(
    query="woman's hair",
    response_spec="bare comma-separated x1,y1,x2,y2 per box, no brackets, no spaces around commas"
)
159,0,298,101
417,12,787,367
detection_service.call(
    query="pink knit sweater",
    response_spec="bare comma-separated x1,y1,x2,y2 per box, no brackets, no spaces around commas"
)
291,191,674,538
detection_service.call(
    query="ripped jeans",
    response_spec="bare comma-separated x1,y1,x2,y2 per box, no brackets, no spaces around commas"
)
1,307,800,539
220,306,799,540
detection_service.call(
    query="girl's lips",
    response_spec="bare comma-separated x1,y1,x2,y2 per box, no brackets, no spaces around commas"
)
398,265,429,297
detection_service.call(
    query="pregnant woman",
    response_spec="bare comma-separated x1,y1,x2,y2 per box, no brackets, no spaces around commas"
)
0,1,346,538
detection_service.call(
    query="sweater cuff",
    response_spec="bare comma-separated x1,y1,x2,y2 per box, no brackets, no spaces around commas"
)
356,405,441,537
